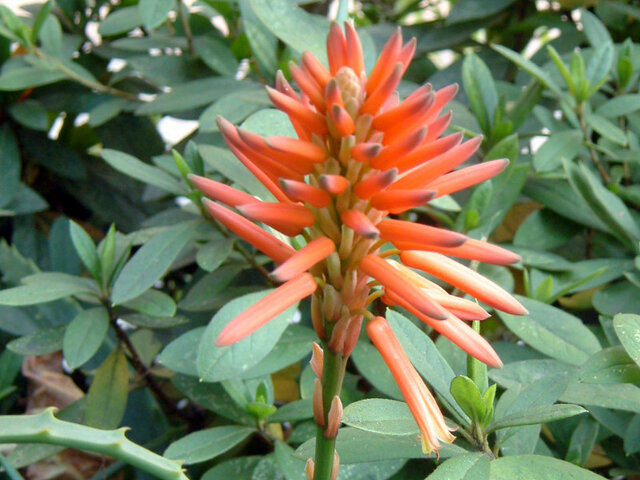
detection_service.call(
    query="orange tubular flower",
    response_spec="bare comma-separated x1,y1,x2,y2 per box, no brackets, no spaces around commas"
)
191,22,527,462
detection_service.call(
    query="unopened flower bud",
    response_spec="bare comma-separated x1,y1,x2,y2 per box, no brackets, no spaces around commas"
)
343,314,363,357
311,342,324,378
313,378,325,427
331,451,340,480
305,458,314,480
324,396,343,439
311,293,326,339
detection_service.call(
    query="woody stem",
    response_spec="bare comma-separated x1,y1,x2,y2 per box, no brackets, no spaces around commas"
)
313,345,346,480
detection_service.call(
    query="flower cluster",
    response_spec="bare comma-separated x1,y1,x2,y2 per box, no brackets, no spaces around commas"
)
190,22,526,457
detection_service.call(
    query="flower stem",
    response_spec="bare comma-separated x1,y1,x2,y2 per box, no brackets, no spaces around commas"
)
313,345,346,480
466,320,488,392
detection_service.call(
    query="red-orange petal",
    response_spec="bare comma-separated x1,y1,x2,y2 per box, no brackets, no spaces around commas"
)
370,189,435,214
390,136,482,191
302,51,331,88
371,127,428,170
275,70,299,100
267,86,328,135
327,22,348,75
353,168,398,199
400,250,528,315
423,111,453,142
189,175,255,207
319,174,349,195
289,61,326,112
267,136,326,164
236,128,311,178
271,237,336,282
393,132,463,173
280,179,331,208
398,38,417,74
341,210,380,239
372,87,433,131
330,104,355,136
344,21,365,75
215,273,317,346
238,202,315,237
366,28,402,95
395,236,521,266
351,142,382,163
378,218,466,248
423,289,490,321
202,199,294,263
426,159,509,198
359,254,448,320
360,63,403,116
325,79,344,108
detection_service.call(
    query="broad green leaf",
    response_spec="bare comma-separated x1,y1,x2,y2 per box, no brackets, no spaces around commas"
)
566,417,599,466
238,0,278,75
7,325,66,356
489,359,577,390
426,453,489,480
514,209,580,250
491,44,563,98
351,340,402,400
586,113,627,145
0,125,20,207
579,346,640,384
196,238,234,272
62,308,109,370
295,427,465,464
9,99,48,131
613,313,640,368
596,94,640,118
274,441,306,480
202,457,261,480
269,398,312,423
489,455,606,479
178,264,244,312
249,0,328,64
197,290,298,382
561,382,640,413
624,415,640,454
120,314,188,329
450,375,485,424
580,9,612,47
39,15,62,57
112,221,196,305
199,89,269,132
100,149,183,195
0,65,67,90
593,281,640,316
158,327,204,376
486,404,586,433
48,217,81,275
0,280,95,306
533,130,583,172
121,289,176,317
565,161,640,249
138,0,173,29
342,399,418,436
447,0,517,24
498,296,601,365
193,37,239,77
85,347,129,429
164,426,255,464
98,6,142,36
462,53,498,135
586,42,613,89
241,108,297,138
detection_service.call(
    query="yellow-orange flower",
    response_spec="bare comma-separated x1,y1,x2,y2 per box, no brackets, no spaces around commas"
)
191,22,527,456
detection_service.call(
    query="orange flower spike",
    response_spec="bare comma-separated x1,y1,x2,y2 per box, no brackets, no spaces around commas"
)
327,22,348,75
350,142,382,163
319,174,349,195
366,317,455,454
423,289,490,321
189,175,255,207
370,189,435,214
398,37,417,73
378,218,467,248
423,111,453,142
280,179,331,208
271,237,336,282
393,132,463,173
372,86,433,132
267,136,326,164
330,104,355,136
353,168,398,199
360,63,403,115
238,202,315,237
426,159,510,198
401,250,528,315
275,70,299,99
341,210,380,239
370,127,428,169
202,200,294,264
359,254,449,320
302,51,331,88
289,61,326,112
344,22,365,76
395,236,521,266
366,28,402,94
216,273,318,346
266,86,328,135
390,136,483,190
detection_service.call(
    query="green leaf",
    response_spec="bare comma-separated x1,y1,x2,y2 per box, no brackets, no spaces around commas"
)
341,399,418,436
199,89,268,132
586,113,627,145
30,0,52,42
596,94,640,118
196,238,234,272
586,42,613,89
447,0,517,24
121,289,176,317
491,44,563,98
39,15,62,57
613,313,640,368
565,417,599,466
85,347,129,429
580,9,612,47
0,63,67,90
497,296,601,366
0,281,95,306
69,220,100,279
450,375,485,424
202,457,261,480
62,308,109,370
351,340,402,400
238,0,278,75
193,37,239,77
270,398,312,423
7,325,66,356
112,221,195,305
489,359,576,390
565,161,640,248
579,346,640,384
100,149,183,195
164,425,255,464
624,415,640,454
426,453,489,480
533,130,583,172
9,99,48,131
98,6,142,36
0,124,21,208
462,53,498,135
48,217,81,275
514,209,580,250
138,0,173,29
489,455,606,479
561,382,640,413
594,282,640,317
249,0,328,65
197,290,298,382
486,404,586,433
